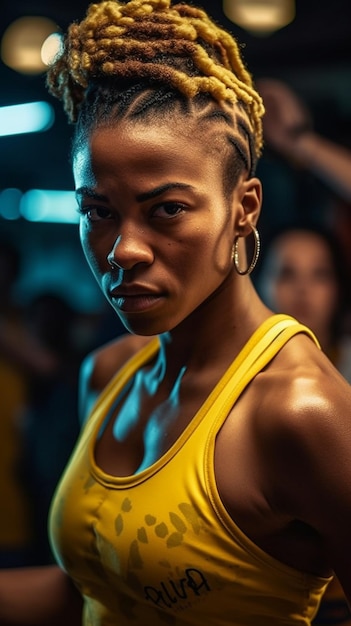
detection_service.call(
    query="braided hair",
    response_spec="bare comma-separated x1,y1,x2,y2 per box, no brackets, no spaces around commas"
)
47,0,264,178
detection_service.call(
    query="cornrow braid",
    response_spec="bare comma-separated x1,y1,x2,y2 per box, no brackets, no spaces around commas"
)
47,0,264,157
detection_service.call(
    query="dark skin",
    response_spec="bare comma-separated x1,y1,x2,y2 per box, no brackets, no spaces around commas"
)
1,108,350,625
76,114,351,591
0,565,82,626
83,319,351,582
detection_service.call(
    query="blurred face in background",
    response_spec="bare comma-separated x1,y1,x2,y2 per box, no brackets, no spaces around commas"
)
261,230,340,339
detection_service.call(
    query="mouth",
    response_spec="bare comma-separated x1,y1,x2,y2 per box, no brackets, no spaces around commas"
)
109,289,164,313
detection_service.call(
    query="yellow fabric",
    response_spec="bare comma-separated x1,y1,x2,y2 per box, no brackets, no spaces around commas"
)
49,314,331,625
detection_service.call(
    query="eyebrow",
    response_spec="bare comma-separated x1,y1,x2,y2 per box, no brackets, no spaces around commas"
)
75,187,107,202
136,182,195,202
75,182,195,203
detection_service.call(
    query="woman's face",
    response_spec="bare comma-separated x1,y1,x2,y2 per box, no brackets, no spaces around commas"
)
73,115,252,335
263,230,339,335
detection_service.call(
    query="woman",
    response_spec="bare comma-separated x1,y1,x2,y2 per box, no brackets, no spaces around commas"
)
1,1,351,624
257,226,351,378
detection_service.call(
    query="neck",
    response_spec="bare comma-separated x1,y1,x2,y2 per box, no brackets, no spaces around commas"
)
311,326,334,357
154,271,272,380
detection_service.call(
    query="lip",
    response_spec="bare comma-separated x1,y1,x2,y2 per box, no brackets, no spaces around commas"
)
112,294,164,313
109,286,164,313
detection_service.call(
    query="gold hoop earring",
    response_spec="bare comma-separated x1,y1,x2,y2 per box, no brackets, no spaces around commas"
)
233,224,260,276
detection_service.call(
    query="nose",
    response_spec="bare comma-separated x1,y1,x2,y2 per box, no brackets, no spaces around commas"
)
294,274,310,293
107,230,153,271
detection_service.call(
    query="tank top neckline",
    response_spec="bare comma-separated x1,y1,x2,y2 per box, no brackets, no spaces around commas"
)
88,314,315,487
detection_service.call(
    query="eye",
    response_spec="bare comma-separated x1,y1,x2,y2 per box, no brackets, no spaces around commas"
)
152,202,186,219
77,205,112,222
313,267,334,283
276,266,296,283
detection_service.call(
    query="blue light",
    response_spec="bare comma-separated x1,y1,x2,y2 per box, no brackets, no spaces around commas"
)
20,189,79,223
0,101,54,137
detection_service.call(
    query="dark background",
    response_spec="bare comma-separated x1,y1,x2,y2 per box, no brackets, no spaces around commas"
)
1,0,351,311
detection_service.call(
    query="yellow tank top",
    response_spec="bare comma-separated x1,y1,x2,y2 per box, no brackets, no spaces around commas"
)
49,314,331,625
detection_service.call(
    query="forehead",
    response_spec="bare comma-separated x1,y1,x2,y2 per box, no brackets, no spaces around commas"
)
73,114,230,194
274,232,333,266
74,113,221,173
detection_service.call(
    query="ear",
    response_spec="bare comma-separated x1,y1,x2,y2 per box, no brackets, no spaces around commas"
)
234,177,262,235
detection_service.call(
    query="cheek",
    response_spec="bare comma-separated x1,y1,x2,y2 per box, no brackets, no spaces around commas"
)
176,231,231,283
193,218,233,269
79,223,104,280
272,283,294,307
314,283,338,311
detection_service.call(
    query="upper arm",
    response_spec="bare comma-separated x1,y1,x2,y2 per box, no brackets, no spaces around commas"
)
0,565,82,626
259,365,351,596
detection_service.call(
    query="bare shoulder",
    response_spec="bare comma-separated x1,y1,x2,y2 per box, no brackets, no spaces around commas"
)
253,331,351,522
78,333,153,423
249,332,351,588
256,332,350,430
86,333,153,392
253,333,351,464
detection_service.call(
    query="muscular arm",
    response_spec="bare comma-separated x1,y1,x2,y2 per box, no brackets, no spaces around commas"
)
0,565,82,626
261,351,351,602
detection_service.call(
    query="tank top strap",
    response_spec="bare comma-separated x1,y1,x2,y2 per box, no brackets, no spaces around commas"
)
89,316,318,440
203,314,320,425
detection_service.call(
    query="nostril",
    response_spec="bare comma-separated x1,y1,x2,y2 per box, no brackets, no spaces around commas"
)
107,252,119,269
106,232,153,271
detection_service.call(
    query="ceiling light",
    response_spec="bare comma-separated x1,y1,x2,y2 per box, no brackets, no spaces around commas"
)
41,32,64,66
223,0,295,35
0,102,54,137
20,190,78,223
1,16,59,74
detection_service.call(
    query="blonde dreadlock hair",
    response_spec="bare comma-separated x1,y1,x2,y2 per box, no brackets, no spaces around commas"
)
47,0,264,174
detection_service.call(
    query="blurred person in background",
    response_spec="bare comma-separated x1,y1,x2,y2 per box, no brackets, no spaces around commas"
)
258,78,351,317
